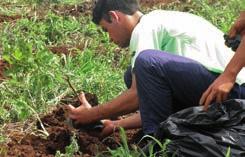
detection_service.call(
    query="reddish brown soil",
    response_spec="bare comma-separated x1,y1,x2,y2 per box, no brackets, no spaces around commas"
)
48,44,92,56
1,93,144,157
52,1,93,17
140,0,175,7
48,45,80,56
0,14,21,23
0,59,8,82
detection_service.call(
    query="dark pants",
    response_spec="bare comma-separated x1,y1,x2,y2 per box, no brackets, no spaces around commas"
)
124,49,245,134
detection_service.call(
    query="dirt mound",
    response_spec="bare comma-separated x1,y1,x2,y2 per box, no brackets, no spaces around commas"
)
0,14,21,23
1,92,143,157
6,126,72,156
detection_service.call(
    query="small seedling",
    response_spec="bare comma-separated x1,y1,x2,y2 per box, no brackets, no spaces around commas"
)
63,75,82,105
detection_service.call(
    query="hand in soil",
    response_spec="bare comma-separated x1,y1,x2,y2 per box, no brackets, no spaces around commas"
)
100,120,117,137
66,92,94,124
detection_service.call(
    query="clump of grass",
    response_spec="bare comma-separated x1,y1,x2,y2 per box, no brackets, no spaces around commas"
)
105,128,139,157
55,133,80,157
99,128,170,157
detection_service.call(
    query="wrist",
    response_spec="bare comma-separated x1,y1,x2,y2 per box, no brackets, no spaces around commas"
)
222,69,237,81
93,106,103,122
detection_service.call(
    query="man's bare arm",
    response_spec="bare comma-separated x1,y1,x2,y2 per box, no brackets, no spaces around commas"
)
100,112,142,137
200,16,245,110
67,74,139,124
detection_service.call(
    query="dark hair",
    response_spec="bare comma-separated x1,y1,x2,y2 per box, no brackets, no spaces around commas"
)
92,0,140,25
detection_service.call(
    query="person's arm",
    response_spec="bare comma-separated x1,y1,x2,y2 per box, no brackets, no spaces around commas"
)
200,11,245,110
67,74,139,124
223,36,245,78
200,35,245,110
100,112,142,137
114,112,142,129
229,11,245,37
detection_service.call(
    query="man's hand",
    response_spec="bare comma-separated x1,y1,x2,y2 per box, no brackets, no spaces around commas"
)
66,92,94,124
199,73,236,111
199,11,245,111
229,11,245,38
99,120,117,137
99,112,142,137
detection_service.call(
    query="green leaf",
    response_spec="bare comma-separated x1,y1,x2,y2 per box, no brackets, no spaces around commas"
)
225,147,231,157
13,48,23,61
2,55,12,64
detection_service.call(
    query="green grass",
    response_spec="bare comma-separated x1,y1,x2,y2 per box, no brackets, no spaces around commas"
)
55,133,80,157
0,5,126,122
0,0,244,156
97,128,170,157
159,0,245,32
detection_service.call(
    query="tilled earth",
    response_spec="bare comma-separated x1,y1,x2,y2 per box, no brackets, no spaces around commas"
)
0,93,144,157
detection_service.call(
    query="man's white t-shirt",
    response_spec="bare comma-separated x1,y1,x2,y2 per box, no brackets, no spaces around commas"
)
130,10,245,84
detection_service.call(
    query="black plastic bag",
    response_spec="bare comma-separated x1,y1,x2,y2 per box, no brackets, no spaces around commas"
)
155,99,245,157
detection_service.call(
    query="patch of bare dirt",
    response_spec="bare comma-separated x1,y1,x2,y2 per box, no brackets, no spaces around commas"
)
48,45,83,56
139,0,176,7
0,14,21,23
48,45,75,56
0,60,8,82
0,92,144,157
52,1,93,17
